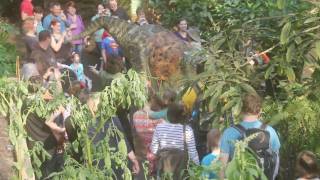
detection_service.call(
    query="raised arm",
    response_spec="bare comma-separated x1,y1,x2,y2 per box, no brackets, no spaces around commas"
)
51,33,65,52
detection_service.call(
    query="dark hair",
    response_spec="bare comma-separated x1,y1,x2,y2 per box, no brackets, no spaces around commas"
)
149,94,164,111
167,103,186,124
104,54,124,74
163,89,176,105
50,19,60,27
28,75,43,93
68,81,83,96
206,129,221,152
97,3,107,9
49,2,61,9
34,6,44,14
66,1,76,9
71,52,80,59
241,93,262,115
296,151,319,178
177,18,187,26
38,30,51,42
76,88,90,104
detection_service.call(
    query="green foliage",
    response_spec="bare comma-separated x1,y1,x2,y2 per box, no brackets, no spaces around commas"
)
0,19,16,76
171,0,320,178
183,49,257,124
149,0,216,31
0,69,148,179
42,70,147,179
226,134,267,180
0,78,36,179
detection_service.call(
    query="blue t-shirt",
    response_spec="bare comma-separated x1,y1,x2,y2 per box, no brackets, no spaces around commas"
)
101,36,122,57
220,120,280,159
43,14,68,32
70,63,85,82
149,108,168,121
36,21,44,35
201,153,219,179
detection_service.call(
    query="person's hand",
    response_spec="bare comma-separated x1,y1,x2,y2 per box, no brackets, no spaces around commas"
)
61,13,67,21
89,64,98,74
69,23,77,29
131,158,140,175
43,67,54,81
62,31,67,39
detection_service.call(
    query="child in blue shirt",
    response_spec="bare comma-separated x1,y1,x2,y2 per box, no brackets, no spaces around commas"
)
149,89,177,122
201,128,221,179
70,52,85,83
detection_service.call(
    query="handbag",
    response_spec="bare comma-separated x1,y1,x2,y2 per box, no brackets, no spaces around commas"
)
156,125,189,180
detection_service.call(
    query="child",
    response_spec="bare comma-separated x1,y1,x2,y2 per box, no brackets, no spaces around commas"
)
296,151,319,180
33,6,44,35
69,53,85,85
148,89,176,121
201,128,221,179
136,7,148,26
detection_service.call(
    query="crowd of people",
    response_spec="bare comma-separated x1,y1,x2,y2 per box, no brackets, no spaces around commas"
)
19,0,319,179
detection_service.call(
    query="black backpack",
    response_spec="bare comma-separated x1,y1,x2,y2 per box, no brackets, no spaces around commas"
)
233,124,278,180
156,125,189,180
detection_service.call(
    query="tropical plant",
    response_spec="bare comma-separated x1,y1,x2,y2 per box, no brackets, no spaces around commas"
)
0,78,36,179
174,0,320,179
226,134,267,180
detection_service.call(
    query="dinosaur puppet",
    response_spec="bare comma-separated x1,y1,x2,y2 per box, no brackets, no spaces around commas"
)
74,16,202,81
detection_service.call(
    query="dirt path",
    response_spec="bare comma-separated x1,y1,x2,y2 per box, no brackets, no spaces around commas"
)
0,116,14,179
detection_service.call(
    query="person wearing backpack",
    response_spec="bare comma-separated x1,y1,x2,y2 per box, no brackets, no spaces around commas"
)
219,94,281,180
150,103,199,179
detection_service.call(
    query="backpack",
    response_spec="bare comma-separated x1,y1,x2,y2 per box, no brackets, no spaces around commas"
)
233,124,277,180
156,125,189,180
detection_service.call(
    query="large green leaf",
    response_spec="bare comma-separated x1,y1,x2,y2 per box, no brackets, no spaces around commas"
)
280,22,292,45
213,37,226,51
315,40,320,59
286,67,296,82
304,17,320,24
286,44,295,62
240,83,257,95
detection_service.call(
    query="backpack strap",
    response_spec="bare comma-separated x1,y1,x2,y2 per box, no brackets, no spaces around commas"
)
232,124,246,138
260,123,268,130
183,124,187,152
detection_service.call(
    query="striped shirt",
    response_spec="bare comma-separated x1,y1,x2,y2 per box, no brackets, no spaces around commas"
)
132,110,164,160
151,122,200,164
